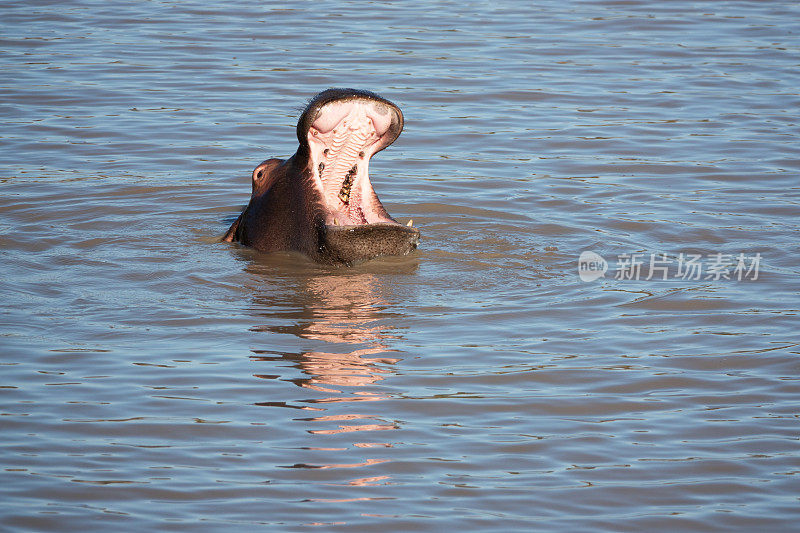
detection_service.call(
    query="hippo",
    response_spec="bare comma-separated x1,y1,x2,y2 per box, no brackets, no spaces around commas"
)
223,88,420,264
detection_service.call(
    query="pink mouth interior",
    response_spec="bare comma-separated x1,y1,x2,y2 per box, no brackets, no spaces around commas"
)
306,99,399,226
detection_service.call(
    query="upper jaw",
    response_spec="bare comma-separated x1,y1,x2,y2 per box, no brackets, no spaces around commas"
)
296,88,404,151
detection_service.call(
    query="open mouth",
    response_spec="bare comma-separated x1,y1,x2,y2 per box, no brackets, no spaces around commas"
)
305,96,409,229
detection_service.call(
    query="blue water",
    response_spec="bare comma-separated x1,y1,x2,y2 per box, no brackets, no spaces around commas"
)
2,1,800,531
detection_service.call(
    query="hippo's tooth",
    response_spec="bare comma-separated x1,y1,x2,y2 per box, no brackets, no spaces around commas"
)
338,182,351,203
407,219,413,227
338,168,355,204
333,218,338,225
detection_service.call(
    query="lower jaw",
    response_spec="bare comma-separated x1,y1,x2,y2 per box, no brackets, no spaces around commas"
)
321,223,421,264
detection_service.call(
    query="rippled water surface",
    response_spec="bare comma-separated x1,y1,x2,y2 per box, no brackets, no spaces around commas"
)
2,1,800,531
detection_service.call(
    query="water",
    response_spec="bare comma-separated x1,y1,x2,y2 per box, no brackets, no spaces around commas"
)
2,1,799,530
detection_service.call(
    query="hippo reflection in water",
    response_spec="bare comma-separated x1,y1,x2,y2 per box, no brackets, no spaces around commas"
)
223,88,420,264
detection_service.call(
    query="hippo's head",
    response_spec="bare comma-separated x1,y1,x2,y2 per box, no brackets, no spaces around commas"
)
224,89,420,265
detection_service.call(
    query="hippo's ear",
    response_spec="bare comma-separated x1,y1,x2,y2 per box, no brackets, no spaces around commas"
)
251,158,284,194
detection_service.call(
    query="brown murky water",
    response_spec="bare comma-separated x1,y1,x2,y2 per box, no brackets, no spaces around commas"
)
2,1,799,531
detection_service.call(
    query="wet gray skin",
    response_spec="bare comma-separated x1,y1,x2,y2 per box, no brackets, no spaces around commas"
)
223,88,420,264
